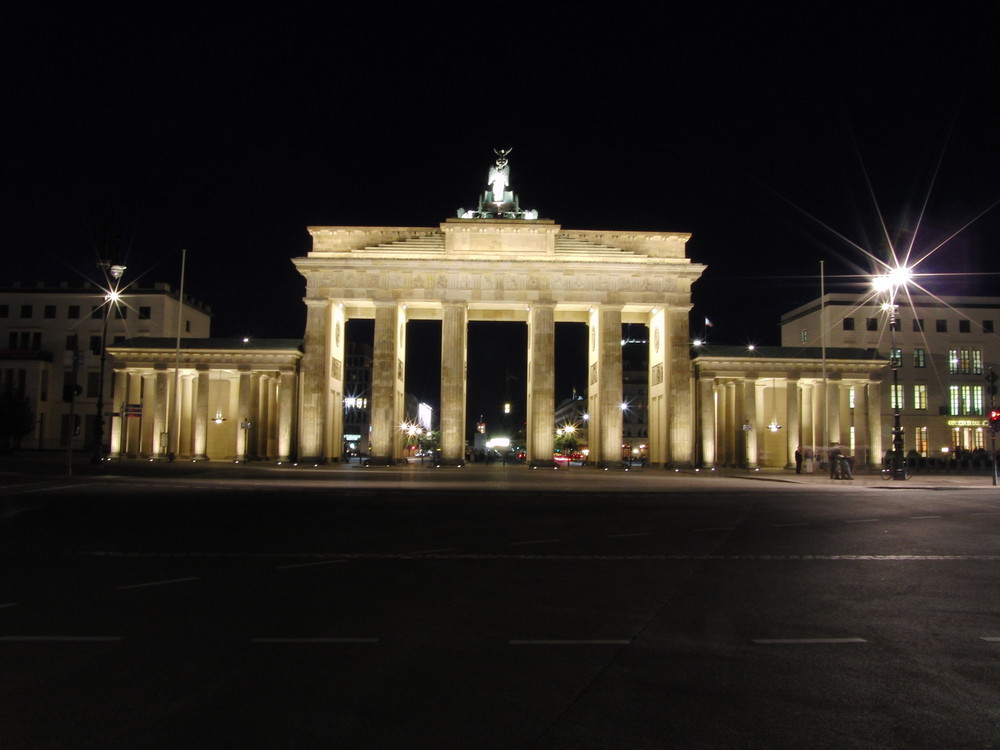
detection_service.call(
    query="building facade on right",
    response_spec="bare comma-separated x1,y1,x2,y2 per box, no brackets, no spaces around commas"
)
781,294,1000,460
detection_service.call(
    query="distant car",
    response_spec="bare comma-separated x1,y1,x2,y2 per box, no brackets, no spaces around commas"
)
553,454,571,464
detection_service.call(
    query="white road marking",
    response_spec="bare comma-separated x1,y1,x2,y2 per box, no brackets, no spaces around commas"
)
844,519,880,524
753,638,867,644
772,523,810,528
507,539,560,546
0,635,121,642
117,576,201,590
980,637,1000,642
693,527,736,532
251,637,378,644
408,548,458,555
911,515,942,520
276,559,346,570
606,532,651,538
510,639,631,645
0,602,18,609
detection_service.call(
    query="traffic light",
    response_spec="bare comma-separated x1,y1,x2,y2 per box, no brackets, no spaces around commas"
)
990,409,1000,433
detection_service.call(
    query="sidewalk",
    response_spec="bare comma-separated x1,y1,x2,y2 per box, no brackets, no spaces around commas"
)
719,466,1000,489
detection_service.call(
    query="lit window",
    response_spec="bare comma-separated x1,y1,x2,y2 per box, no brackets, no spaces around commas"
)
890,348,902,367
891,384,904,410
971,350,983,375
913,385,927,410
800,329,808,343
913,348,926,368
914,427,928,457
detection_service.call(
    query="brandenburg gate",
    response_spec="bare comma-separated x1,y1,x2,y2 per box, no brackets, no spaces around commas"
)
293,152,706,466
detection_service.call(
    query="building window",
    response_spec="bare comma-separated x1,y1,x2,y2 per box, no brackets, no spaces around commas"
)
959,319,971,333
66,334,78,351
138,306,151,320
913,384,927,410
891,384,904,410
44,305,57,319
86,371,100,398
936,320,948,333
912,319,924,332
890,348,902,367
984,321,995,333
948,349,981,375
952,385,984,416
866,318,878,331
185,320,191,333
848,385,856,410
800,329,808,343
913,348,926,367
915,426,928,457
89,335,102,355
114,306,127,319
20,305,32,319
842,318,855,331
91,306,104,320
68,305,80,319
0,304,8,318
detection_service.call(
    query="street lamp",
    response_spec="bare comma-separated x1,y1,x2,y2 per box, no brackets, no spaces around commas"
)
873,266,912,480
92,263,126,463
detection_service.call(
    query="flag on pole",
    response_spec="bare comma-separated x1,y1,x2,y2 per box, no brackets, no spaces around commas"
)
704,318,713,328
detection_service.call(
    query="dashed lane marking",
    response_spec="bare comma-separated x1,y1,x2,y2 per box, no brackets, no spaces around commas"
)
251,637,378,644
117,576,202,590
0,635,121,642
510,639,631,645
753,637,867,645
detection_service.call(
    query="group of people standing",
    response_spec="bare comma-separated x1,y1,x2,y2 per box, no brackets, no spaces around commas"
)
794,446,854,479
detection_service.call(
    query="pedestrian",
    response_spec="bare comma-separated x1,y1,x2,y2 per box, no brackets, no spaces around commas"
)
794,446,803,474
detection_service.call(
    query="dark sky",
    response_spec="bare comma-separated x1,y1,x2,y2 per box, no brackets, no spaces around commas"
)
4,5,999,425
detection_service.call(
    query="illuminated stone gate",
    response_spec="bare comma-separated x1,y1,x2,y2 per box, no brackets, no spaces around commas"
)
293,153,706,466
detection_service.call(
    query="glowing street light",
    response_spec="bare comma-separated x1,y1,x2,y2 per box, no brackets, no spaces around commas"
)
91,263,126,463
873,265,913,480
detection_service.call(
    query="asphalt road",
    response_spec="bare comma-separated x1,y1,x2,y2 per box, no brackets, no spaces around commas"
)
2,461,999,749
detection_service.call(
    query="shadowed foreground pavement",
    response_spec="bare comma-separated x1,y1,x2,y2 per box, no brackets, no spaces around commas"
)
2,454,999,748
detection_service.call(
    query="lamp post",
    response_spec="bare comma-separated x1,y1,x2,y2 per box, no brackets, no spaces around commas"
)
91,263,126,464
873,267,911,480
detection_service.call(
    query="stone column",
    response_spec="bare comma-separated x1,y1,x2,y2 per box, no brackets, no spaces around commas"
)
193,367,209,460
827,376,842,446
266,374,278,458
867,379,883,466
647,308,667,466
743,378,758,469
800,383,814,459
109,369,128,457
237,370,252,461
588,305,623,467
725,381,737,466
369,303,406,464
839,383,853,453
666,306,695,467
298,299,331,462
277,369,296,462
698,374,716,468
854,381,869,468
152,366,169,457
179,373,194,458
527,304,555,466
328,305,346,462
140,372,156,457
785,376,800,470
440,303,468,465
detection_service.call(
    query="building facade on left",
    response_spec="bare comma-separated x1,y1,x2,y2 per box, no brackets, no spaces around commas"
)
0,281,211,451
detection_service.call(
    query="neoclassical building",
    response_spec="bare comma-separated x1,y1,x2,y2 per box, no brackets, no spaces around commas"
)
99,154,895,468
292,153,706,466
693,345,888,469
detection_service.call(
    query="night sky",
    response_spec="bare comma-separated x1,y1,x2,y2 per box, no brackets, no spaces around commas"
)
4,6,999,426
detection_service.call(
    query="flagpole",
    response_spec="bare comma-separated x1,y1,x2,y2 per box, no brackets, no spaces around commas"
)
167,248,186,460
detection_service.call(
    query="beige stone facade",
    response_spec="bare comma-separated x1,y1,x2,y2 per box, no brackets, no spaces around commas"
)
293,219,705,466
693,346,888,469
105,339,302,461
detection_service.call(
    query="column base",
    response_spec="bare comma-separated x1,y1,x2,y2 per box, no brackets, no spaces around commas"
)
432,458,465,468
